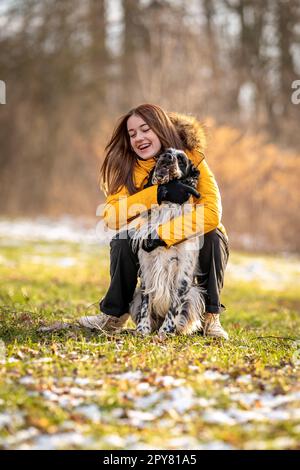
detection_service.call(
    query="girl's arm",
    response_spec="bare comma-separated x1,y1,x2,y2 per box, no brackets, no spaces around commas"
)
102,151,224,244
156,159,223,247
102,184,159,230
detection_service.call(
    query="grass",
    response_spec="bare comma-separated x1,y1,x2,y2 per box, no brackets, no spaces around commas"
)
0,239,300,450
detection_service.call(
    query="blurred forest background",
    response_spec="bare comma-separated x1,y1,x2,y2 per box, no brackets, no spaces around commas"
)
0,0,300,252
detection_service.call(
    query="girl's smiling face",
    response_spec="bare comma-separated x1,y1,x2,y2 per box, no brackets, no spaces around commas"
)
127,114,162,160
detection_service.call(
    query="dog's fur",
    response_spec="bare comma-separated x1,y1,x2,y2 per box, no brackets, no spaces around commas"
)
129,148,206,338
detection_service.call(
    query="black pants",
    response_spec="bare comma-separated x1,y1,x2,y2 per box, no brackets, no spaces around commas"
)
99,228,229,316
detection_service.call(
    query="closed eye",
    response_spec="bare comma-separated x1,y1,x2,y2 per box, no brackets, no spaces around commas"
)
129,128,150,138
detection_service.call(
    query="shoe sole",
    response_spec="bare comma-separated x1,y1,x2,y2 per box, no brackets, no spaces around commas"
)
205,332,229,340
77,318,108,330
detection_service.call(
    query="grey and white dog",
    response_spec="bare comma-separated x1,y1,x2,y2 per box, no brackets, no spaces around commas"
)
129,148,206,338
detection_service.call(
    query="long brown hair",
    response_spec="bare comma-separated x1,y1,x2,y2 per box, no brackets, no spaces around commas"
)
99,103,185,197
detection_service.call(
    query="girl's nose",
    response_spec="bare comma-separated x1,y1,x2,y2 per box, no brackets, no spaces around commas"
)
135,130,147,141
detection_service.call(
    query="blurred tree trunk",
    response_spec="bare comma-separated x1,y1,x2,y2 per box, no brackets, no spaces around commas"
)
120,0,144,110
202,0,222,113
277,0,297,109
87,0,109,115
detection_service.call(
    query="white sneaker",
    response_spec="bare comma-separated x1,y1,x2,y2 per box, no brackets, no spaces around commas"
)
78,313,129,332
203,313,229,340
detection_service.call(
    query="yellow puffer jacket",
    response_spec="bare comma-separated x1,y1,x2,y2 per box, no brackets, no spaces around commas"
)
102,113,227,247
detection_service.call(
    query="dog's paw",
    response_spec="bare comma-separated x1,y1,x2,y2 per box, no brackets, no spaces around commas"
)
136,325,152,336
156,332,167,342
157,328,176,341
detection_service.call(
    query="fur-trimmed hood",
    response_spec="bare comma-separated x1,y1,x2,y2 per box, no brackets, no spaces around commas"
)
133,112,207,188
168,112,207,162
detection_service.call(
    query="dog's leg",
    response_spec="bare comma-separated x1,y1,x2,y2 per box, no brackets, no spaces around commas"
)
175,298,191,333
175,277,192,333
158,276,192,338
157,309,177,339
135,280,152,335
175,284,206,334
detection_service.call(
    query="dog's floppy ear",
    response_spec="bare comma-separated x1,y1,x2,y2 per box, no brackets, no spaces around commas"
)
176,150,190,176
143,167,155,188
188,163,200,180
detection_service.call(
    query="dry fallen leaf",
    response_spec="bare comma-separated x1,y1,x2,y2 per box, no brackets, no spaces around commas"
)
37,322,72,333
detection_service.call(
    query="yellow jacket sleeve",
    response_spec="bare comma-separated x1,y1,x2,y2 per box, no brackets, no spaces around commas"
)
102,184,159,230
157,160,223,247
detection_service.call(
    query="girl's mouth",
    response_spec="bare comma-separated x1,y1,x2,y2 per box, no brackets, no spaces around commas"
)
138,143,151,152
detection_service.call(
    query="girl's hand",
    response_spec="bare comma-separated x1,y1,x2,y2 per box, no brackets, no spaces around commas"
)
141,229,167,252
157,180,200,205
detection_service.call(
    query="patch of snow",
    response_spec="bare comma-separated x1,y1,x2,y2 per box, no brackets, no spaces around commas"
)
236,374,253,384
73,377,92,386
0,411,24,429
151,387,196,416
19,376,35,385
166,436,202,449
0,413,11,429
114,370,143,381
30,432,93,450
232,391,300,408
127,409,156,424
198,441,236,450
203,402,300,426
102,434,126,448
76,405,102,423
0,216,112,245
168,387,196,413
0,357,19,364
135,392,162,409
136,382,154,392
202,370,230,381
31,357,52,363
24,255,77,267
226,256,300,290
155,376,185,387
1,427,40,448
202,409,236,425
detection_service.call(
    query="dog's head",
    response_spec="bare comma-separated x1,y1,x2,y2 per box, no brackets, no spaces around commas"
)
152,148,191,185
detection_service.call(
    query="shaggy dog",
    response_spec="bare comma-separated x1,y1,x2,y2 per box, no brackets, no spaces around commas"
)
129,148,206,338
